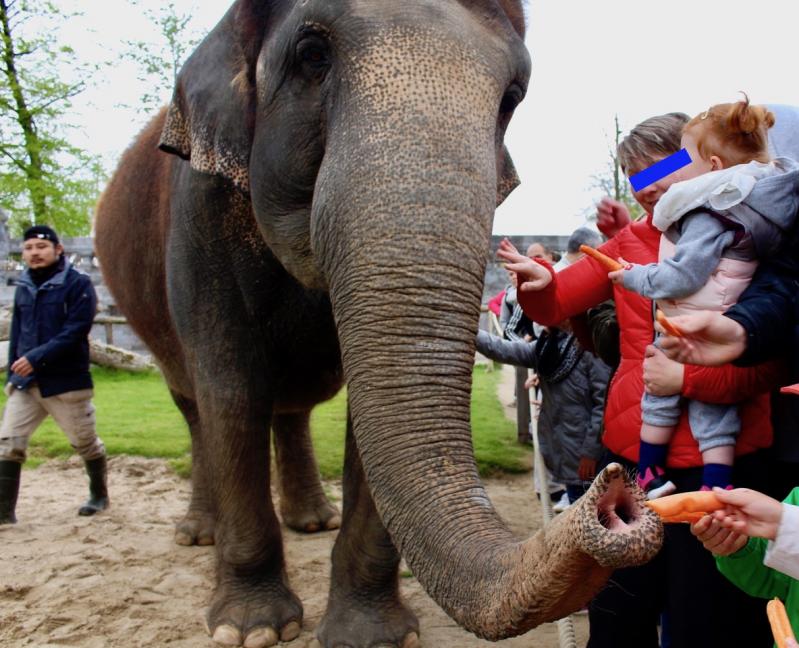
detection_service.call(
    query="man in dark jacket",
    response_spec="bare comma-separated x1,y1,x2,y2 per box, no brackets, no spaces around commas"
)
0,225,107,524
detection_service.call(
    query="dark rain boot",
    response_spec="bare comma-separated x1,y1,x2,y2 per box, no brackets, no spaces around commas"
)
0,460,21,524
78,456,109,516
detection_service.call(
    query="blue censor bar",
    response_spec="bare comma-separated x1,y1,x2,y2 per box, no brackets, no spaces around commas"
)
629,148,692,192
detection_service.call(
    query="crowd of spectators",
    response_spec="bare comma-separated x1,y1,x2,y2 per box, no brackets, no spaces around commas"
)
484,100,799,647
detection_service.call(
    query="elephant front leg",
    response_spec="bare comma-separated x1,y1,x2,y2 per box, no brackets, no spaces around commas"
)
273,410,341,533
170,391,216,546
314,411,419,648
198,388,303,648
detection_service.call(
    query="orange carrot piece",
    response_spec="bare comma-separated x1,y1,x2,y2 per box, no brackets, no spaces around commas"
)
659,511,706,524
767,598,795,648
656,309,684,338
780,383,799,396
645,490,725,523
580,244,623,272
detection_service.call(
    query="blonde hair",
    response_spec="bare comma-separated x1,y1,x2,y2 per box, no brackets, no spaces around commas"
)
684,94,775,167
617,112,690,174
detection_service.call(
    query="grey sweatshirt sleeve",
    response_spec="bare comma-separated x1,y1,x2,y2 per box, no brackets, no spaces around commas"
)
475,330,536,368
622,212,735,300
580,355,611,460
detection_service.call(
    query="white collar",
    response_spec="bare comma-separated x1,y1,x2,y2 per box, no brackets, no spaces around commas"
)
652,160,777,232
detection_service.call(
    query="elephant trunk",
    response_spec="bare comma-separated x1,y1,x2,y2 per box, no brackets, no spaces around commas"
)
312,26,663,639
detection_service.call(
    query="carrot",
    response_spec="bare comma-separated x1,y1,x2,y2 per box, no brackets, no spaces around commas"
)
656,309,684,338
579,244,623,272
645,490,725,523
780,383,799,396
659,511,706,524
767,598,795,648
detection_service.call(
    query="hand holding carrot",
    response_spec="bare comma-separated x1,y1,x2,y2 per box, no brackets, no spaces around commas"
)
655,310,683,337
708,487,784,541
656,311,748,366
690,514,748,556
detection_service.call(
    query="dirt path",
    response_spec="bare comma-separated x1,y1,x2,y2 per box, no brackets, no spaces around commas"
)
0,365,588,647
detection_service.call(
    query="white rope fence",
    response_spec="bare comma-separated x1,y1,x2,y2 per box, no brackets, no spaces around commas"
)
528,384,579,648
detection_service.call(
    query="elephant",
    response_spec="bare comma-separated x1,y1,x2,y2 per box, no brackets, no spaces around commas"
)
94,1,664,646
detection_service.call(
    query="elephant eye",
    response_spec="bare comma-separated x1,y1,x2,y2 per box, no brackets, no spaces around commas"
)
499,83,525,115
296,36,331,74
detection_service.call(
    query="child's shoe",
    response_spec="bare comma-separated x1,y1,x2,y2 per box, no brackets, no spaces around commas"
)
552,491,571,514
637,466,677,500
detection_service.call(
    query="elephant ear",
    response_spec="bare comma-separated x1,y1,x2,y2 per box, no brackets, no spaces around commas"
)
496,145,520,206
158,1,271,193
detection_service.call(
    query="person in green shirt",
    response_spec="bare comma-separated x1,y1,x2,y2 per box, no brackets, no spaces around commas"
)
691,486,799,646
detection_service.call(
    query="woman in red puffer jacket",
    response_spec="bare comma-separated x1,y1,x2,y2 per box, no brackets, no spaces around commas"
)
499,112,780,648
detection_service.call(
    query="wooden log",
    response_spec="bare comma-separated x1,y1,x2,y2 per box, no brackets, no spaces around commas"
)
89,339,156,373
0,338,154,373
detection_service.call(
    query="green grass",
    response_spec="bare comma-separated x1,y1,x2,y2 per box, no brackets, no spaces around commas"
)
309,365,530,478
0,367,190,469
7,365,530,478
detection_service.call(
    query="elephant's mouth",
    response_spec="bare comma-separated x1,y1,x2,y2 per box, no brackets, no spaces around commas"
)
596,468,642,532
571,462,663,570
583,463,663,544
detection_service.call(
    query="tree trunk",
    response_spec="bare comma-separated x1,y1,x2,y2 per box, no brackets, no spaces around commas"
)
0,0,47,224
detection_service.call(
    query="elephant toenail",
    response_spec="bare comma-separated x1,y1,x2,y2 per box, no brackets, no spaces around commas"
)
174,531,193,546
401,632,421,648
325,515,342,529
280,621,301,641
213,624,242,645
243,626,278,647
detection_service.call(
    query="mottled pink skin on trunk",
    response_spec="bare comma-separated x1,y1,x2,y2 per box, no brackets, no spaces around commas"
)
425,463,663,640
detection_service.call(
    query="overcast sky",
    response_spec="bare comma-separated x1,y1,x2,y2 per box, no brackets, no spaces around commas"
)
64,0,799,235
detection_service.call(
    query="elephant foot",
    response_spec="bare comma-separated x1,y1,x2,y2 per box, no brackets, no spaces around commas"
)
313,594,419,648
175,509,215,546
206,577,303,647
280,498,341,533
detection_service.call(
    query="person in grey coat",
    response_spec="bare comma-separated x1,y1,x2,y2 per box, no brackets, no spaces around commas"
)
476,326,611,504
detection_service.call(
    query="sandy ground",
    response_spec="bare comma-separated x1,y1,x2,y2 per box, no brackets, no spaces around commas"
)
0,365,588,647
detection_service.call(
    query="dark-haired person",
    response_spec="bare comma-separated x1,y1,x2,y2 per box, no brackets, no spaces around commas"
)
0,226,107,524
553,226,602,272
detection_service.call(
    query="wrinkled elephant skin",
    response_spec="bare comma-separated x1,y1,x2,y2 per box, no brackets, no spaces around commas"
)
94,1,663,646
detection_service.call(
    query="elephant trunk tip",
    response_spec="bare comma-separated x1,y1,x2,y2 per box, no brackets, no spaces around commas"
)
573,462,664,569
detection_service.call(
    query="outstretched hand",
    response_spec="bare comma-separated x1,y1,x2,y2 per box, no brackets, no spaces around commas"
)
708,487,783,541
656,311,747,366
497,238,553,292
690,514,747,556
596,197,631,239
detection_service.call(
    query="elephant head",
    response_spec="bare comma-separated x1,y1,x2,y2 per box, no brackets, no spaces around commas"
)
159,0,662,639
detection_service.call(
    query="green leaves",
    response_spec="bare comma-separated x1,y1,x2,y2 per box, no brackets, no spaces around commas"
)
119,0,201,115
0,0,104,235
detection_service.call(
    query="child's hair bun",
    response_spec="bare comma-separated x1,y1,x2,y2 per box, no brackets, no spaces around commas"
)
727,92,775,135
